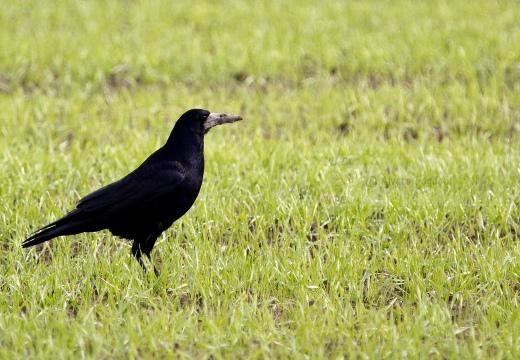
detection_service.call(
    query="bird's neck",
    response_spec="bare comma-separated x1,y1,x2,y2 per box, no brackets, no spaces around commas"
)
164,130,205,170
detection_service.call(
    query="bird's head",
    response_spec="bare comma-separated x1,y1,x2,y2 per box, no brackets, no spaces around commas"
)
177,109,243,135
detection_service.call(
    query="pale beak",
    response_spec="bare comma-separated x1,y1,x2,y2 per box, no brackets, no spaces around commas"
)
204,113,243,133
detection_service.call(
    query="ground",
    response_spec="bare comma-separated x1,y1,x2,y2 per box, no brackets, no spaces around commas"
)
1,0,520,358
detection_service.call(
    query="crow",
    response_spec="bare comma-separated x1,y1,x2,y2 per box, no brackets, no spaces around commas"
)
22,109,243,275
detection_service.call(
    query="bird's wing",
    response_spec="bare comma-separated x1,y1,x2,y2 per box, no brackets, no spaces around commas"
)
77,161,186,214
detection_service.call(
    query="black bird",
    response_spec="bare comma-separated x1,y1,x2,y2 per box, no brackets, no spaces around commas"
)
23,109,243,274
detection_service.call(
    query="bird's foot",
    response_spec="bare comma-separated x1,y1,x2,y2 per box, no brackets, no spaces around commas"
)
153,266,161,277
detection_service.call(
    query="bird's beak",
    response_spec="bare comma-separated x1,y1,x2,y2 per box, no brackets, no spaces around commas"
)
204,113,243,133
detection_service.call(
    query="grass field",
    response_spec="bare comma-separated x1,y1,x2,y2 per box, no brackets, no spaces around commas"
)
1,0,520,358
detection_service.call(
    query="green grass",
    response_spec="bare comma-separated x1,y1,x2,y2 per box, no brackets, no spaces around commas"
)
1,0,520,358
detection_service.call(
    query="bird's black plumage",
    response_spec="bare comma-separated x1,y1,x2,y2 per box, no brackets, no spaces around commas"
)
23,109,243,274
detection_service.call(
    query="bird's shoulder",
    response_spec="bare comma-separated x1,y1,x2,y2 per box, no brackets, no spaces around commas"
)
130,159,187,181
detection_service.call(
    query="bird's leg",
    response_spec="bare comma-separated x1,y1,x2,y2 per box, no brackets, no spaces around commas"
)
131,238,160,276
142,231,161,276
131,241,148,273
145,252,161,277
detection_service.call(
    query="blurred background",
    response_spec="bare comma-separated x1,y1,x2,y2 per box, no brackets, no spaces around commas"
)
1,0,520,358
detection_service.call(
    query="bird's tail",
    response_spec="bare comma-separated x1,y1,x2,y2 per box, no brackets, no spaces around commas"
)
22,210,101,248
